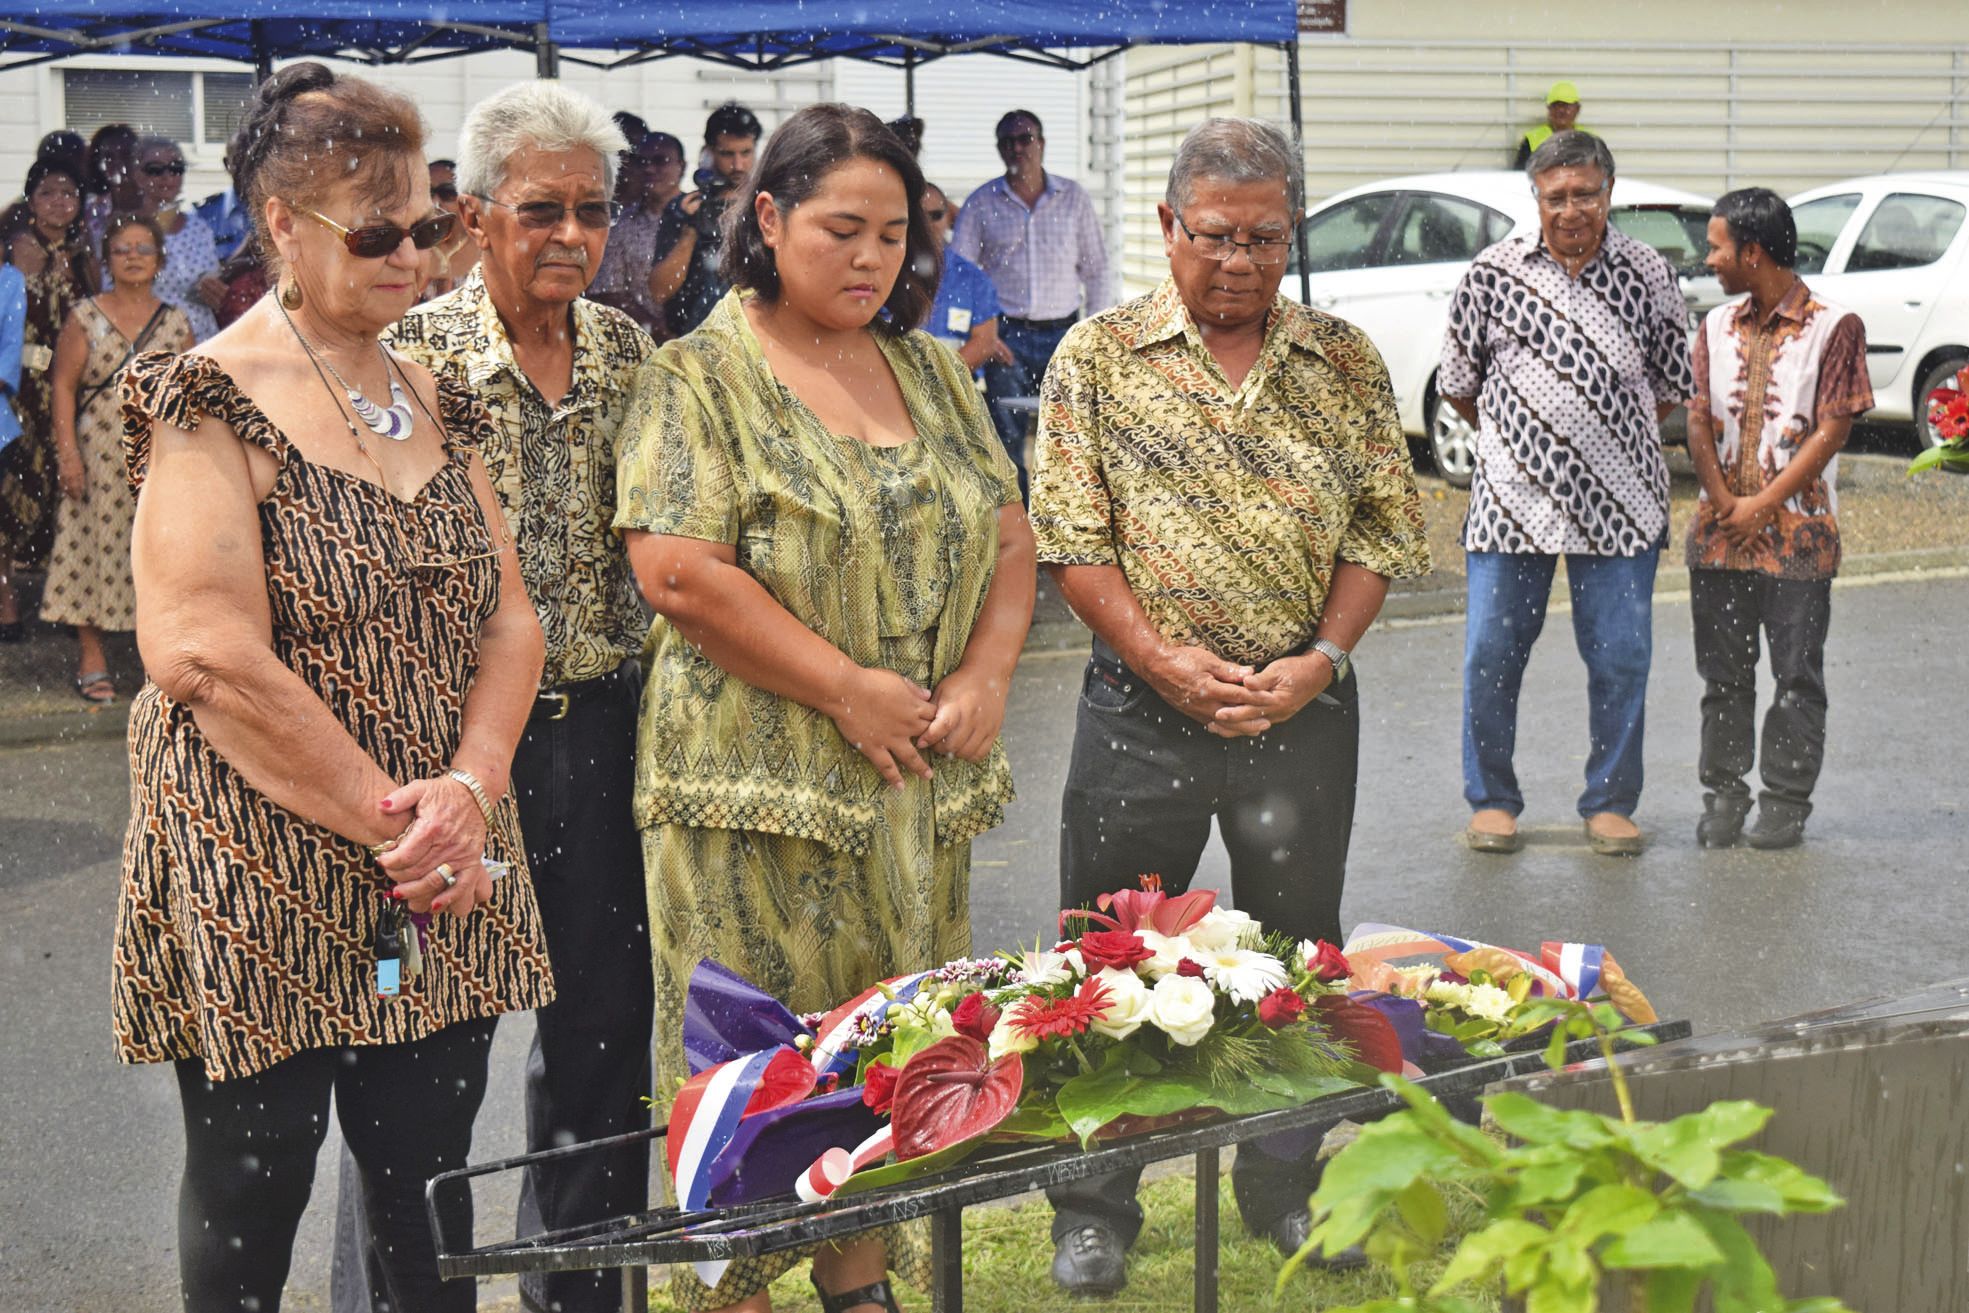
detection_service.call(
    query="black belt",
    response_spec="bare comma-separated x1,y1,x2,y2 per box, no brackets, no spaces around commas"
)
1002,313,1078,332
531,660,638,722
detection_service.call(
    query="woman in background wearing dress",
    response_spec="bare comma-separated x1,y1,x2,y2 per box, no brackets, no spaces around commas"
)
42,213,190,701
618,103,1035,1313
0,157,98,639
129,137,226,342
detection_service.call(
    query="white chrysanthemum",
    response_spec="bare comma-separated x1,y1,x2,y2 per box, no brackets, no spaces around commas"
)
987,1011,1038,1061
1187,907,1259,951
1136,930,1198,980
1424,980,1473,1010
1394,965,1442,995
1200,947,1289,1003
1020,948,1081,987
1147,975,1217,1046
1089,967,1153,1040
1464,983,1515,1023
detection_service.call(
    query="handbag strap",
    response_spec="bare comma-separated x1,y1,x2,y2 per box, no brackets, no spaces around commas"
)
75,300,169,415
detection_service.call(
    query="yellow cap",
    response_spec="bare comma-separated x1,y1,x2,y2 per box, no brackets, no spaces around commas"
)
1546,80,1581,105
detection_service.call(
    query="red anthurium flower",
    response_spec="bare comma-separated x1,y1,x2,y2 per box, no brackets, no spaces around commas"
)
890,1036,1025,1160
1307,940,1352,983
1314,993,1404,1074
1176,957,1207,978
1010,975,1114,1040
1257,987,1307,1029
861,1060,902,1114
950,992,1001,1043
1079,930,1153,972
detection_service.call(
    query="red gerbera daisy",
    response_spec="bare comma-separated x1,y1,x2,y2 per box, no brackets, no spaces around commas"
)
1010,976,1114,1040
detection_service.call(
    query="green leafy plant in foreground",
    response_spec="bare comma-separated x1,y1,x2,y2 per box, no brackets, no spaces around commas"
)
1279,997,1854,1313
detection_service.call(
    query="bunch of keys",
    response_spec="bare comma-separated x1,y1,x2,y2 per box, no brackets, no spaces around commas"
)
373,895,427,997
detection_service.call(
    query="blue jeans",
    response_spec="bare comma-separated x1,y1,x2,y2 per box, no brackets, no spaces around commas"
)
1462,547,1659,819
984,316,1075,499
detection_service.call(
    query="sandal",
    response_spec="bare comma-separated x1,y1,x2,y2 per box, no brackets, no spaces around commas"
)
73,671,116,704
810,1275,902,1313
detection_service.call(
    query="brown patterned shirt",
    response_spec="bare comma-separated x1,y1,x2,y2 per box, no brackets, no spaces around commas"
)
389,270,655,686
1686,279,1872,580
1029,278,1431,667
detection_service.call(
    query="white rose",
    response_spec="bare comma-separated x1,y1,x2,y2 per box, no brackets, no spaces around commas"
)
1187,907,1258,951
1137,931,1198,980
1089,967,1153,1040
1148,975,1217,1047
987,1010,1039,1061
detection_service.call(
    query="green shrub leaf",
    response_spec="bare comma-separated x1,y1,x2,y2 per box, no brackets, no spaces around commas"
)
1486,1091,1618,1148
1599,1211,1725,1269
1557,1183,1659,1243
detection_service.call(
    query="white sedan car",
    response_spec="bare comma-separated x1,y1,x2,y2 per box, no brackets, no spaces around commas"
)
1287,171,1722,486
1787,173,1969,449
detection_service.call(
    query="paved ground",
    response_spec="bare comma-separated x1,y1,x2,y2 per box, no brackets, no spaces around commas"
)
3,565,1966,1310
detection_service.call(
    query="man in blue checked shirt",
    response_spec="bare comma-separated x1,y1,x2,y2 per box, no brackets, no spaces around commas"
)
953,109,1111,497
922,180,1007,377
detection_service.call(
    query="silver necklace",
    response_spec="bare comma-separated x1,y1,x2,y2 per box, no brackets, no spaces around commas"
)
279,304,414,441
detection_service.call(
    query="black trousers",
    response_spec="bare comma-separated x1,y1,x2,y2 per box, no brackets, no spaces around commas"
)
1046,642,1361,1244
176,1019,496,1313
334,665,653,1313
1690,569,1833,819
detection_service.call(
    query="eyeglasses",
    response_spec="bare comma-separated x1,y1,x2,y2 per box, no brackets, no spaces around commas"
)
997,132,1038,147
141,161,186,177
1174,215,1293,266
299,206,459,259
431,183,459,204
1535,186,1610,213
107,242,158,257
924,207,947,223
475,196,621,230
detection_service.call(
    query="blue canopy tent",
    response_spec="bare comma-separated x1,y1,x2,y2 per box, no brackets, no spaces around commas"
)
2,1,1311,290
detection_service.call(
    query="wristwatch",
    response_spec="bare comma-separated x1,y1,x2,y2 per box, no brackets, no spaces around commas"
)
1312,638,1352,680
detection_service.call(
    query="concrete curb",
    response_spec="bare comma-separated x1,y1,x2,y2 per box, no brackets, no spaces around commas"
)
6,542,1966,751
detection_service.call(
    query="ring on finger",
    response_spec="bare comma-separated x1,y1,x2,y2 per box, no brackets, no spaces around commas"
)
434,863,457,890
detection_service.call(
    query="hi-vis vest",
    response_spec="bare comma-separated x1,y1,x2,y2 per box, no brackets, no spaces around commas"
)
1521,123,1595,154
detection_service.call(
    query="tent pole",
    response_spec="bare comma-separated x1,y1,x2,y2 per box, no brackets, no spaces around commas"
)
1285,38,1309,307
536,23,560,79
904,51,916,118
250,20,272,83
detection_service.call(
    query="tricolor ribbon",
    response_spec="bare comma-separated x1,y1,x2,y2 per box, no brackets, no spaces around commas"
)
807,970,936,1081
1541,941,1609,1001
668,1048,780,1212
795,1125,897,1203
1343,923,1572,997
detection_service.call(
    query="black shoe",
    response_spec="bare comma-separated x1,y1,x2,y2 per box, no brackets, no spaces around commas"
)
1260,1207,1367,1266
1696,795,1750,849
1744,808,1806,850
1052,1222,1127,1295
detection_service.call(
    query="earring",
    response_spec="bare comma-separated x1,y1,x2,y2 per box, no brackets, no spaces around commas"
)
280,277,303,310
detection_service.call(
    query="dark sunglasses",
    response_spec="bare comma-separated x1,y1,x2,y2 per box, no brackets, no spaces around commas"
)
477,196,621,230
431,182,459,204
998,131,1038,147
142,161,186,177
299,206,458,258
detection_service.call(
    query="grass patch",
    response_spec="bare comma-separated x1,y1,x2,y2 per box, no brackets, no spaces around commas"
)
649,1163,1498,1312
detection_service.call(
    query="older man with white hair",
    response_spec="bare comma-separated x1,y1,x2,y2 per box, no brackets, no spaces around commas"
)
332,81,656,1313
1029,116,1430,1293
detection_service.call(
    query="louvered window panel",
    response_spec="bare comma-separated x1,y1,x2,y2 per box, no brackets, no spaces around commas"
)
203,73,254,146
63,69,194,142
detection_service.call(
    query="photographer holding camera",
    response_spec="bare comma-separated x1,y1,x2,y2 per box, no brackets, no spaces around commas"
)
648,102,761,336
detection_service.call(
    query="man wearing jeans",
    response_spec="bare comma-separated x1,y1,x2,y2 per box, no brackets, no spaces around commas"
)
1031,118,1429,1294
1684,188,1870,850
1440,131,1695,857
952,109,1110,497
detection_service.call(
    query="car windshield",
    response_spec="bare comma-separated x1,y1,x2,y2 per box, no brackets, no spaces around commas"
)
1609,204,1711,277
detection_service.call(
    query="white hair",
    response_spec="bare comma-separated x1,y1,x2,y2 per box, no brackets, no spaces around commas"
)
456,81,627,200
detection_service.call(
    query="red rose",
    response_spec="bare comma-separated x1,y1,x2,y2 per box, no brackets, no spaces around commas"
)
1175,957,1207,978
1079,930,1154,972
861,1061,902,1115
951,992,1002,1043
1257,987,1307,1029
1308,940,1352,984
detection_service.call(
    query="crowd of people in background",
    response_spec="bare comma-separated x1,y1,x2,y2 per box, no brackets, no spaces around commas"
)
0,62,1873,1313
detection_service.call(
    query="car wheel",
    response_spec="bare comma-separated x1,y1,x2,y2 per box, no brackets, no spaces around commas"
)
1426,392,1476,489
1916,355,1969,450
